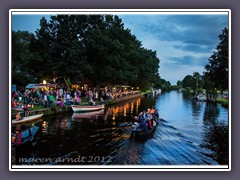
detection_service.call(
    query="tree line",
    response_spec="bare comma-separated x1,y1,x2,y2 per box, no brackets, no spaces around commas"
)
12,15,163,91
176,27,228,96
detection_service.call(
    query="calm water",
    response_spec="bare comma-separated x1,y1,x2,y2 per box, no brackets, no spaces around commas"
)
14,91,229,165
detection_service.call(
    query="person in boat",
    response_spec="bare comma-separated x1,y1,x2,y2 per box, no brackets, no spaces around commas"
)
146,115,153,129
143,110,147,120
150,107,158,119
146,108,151,114
138,112,144,121
137,118,148,132
150,107,156,114
132,116,140,130
15,112,22,121
154,109,159,119
12,125,22,146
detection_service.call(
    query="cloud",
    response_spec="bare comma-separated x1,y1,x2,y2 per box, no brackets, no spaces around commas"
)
119,14,228,84
159,63,205,85
165,56,208,66
12,13,228,85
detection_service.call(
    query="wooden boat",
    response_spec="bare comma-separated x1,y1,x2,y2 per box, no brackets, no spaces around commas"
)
71,104,105,112
12,114,44,125
131,118,159,140
195,94,207,101
12,126,40,146
72,109,104,120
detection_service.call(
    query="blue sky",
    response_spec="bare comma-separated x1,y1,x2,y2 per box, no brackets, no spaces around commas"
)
12,13,228,85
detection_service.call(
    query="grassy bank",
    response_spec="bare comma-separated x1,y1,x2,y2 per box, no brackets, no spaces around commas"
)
141,90,152,95
216,97,229,108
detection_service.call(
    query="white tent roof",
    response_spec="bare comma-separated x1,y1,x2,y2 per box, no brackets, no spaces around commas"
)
25,84,46,89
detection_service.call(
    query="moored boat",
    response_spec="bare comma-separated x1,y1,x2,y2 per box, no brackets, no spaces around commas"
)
12,126,40,146
12,114,44,125
195,94,207,101
71,104,105,112
72,109,104,119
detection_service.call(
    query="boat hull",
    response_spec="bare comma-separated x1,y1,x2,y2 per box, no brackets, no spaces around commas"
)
132,119,159,140
71,105,105,112
12,114,44,125
12,126,40,147
21,126,40,145
72,109,104,119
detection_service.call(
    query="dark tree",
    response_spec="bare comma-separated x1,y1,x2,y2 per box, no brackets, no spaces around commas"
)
205,27,228,92
12,31,35,87
13,15,161,91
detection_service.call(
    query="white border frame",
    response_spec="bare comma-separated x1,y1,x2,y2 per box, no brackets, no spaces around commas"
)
9,9,231,171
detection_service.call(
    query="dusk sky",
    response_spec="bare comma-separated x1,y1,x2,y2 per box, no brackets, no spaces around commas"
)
11,12,229,85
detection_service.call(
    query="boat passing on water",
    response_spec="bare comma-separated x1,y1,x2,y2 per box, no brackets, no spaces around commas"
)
12,114,44,125
71,104,105,112
131,119,159,140
131,113,159,140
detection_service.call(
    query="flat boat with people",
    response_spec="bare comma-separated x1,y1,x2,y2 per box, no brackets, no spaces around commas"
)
12,114,44,125
132,117,159,140
131,108,159,140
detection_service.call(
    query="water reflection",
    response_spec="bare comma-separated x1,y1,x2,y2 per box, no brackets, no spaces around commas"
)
203,103,220,124
200,122,229,165
14,92,229,166
72,109,104,120
200,103,228,164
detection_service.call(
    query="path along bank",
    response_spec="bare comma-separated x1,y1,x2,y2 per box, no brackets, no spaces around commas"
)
11,92,144,119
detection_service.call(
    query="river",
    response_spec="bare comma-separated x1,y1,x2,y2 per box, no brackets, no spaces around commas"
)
14,90,229,166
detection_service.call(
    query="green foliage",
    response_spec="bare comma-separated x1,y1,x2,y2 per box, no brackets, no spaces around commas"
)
12,15,161,90
153,76,171,91
183,87,194,95
171,85,179,90
105,99,116,105
205,27,228,92
216,97,228,108
180,72,204,94
12,31,36,87
182,75,195,89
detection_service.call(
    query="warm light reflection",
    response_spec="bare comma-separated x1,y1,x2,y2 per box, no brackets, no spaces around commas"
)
112,133,131,141
124,107,127,117
54,118,71,131
131,102,134,114
107,99,141,120
42,121,48,134
136,102,139,113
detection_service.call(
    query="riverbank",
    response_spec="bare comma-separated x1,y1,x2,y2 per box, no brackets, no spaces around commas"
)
11,92,144,119
216,97,229,108
106,92,143,104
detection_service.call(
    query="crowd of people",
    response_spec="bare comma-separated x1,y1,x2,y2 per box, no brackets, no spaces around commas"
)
132,107,159,131
11,87,140,111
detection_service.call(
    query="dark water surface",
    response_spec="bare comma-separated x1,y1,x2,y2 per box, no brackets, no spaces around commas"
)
14,91,229,165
